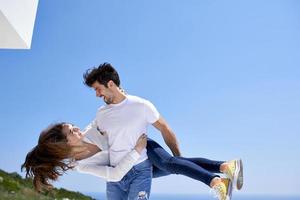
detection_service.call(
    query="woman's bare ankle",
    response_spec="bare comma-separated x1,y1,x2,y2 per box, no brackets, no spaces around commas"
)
210,177,221,188
220,162,228,173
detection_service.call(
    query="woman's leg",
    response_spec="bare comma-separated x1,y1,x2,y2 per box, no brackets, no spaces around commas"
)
152,165,171,178
147,138,219,186
176,157,224,173
177,155,243,190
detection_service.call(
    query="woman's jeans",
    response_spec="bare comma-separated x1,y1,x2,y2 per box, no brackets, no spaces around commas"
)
147,138,224,186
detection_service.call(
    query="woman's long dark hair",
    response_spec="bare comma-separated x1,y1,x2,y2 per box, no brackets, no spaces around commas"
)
21,123,74,192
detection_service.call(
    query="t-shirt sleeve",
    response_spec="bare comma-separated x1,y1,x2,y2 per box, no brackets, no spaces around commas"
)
144,100,160,124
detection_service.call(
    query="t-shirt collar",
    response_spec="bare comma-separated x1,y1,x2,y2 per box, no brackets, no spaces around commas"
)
108,95,128,107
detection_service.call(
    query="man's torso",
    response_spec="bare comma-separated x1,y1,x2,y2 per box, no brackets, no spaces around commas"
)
96,95,150,166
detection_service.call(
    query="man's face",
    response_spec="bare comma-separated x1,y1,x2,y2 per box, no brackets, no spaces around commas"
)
91,81,114,104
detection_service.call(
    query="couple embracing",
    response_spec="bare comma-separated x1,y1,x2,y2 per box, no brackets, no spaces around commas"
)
23,63,243,200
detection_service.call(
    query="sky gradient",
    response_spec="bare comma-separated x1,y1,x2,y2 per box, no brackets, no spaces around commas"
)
0,0,300,196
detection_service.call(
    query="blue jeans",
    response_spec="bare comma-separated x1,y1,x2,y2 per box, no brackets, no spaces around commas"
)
147,138,224,186
106,159,152,200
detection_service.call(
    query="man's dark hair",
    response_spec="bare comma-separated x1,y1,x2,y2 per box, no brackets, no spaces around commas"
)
83,63,120,87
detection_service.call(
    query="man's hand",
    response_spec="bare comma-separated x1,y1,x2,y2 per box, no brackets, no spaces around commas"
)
134,134,147,154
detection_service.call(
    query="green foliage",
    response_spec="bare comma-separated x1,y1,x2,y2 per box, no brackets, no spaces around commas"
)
0,169,95,200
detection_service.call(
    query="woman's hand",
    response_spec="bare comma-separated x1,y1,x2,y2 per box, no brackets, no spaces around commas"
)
134,134,147,154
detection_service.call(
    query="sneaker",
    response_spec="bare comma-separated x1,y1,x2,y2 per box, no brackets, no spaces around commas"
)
211,178,233,200
224,159,243,190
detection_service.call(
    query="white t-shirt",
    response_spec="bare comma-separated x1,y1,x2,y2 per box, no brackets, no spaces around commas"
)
85,95,160,166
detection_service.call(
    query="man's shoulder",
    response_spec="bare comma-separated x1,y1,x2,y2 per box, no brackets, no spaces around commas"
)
127,95,158,109
97,105,107,112
96,104,113,115
127,94,146,102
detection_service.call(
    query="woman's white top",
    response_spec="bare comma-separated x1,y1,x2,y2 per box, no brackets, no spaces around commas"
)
73,125,140,182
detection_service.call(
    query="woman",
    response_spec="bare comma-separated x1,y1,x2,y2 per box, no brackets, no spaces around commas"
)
22,123,243,200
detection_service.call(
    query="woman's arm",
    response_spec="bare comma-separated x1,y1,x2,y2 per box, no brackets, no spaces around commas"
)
75,134,147,182
83,120,109,151
75,149,140,181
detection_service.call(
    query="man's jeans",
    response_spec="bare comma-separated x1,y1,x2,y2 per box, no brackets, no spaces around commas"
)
106,159,152,200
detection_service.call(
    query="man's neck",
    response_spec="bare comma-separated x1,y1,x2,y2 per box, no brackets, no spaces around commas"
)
112,89,127,104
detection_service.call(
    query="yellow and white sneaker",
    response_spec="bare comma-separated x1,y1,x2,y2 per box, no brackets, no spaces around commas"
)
224,159,243,190
211,178,233,200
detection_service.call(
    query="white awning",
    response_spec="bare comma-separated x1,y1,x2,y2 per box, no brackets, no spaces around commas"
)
0,0,39,49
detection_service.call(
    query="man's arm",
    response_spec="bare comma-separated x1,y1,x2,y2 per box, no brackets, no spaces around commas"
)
152,116,181,156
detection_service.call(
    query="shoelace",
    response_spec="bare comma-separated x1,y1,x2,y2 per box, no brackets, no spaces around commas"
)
225,162,235,180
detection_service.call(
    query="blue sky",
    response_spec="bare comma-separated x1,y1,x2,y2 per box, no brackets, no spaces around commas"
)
0,0,300,196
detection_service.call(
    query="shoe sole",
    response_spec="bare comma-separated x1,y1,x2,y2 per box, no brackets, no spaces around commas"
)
226,179,233,200
234,159,243,190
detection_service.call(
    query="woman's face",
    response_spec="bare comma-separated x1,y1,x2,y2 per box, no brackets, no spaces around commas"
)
62,124,84,145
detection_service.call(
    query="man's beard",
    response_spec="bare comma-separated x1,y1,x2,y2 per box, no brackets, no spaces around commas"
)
104,96,113,104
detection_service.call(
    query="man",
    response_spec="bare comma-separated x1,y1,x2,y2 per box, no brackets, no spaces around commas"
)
83,63,181,200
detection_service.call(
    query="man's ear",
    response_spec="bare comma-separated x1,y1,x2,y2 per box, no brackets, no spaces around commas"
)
108,80,115,88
